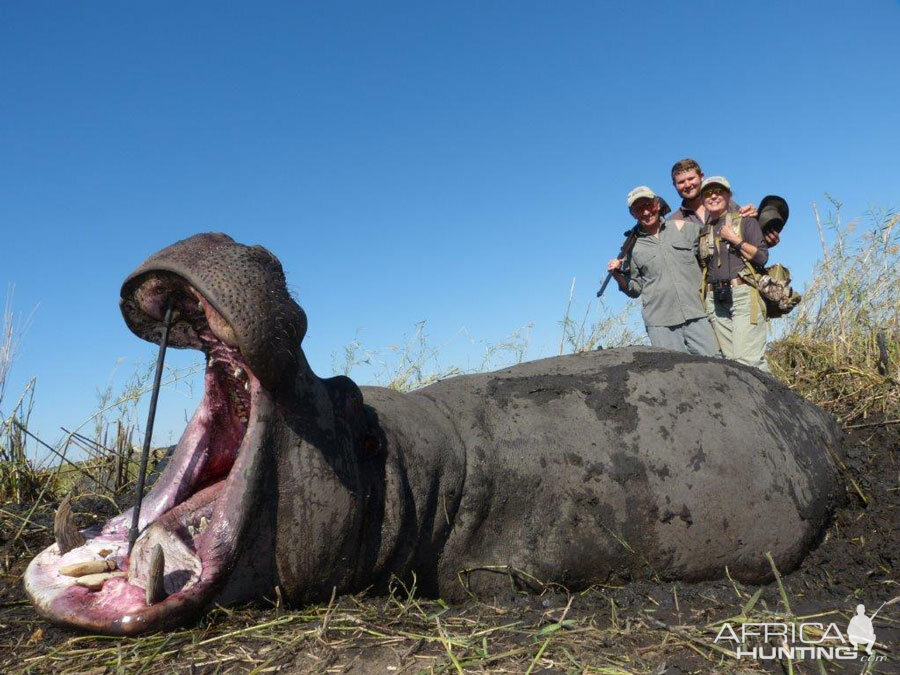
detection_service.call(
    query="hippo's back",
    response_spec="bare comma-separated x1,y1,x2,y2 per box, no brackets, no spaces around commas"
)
415,347,842,596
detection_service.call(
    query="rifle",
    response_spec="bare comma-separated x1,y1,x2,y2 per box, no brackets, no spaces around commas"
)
596,223,641,298
596,197,671,298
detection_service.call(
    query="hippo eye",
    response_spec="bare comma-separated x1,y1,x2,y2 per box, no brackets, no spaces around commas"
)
363,435,381,455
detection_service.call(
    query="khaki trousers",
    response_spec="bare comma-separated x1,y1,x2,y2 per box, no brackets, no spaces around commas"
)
705,285,770,372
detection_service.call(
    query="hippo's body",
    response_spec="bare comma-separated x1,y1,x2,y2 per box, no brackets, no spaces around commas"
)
359,348,839,597
25,234,842,634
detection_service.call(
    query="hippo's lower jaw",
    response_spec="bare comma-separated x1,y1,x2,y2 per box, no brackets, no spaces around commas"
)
25,278,275,635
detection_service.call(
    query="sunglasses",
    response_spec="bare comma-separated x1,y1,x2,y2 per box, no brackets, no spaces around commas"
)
702,186,728,198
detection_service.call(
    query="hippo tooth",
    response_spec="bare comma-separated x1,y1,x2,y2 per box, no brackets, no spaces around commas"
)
234,367,245,380
53,495,85,555
244,381,250,391
208,357,214,367
145,544,167,605
198,516,209,533
188,525,196,537
59,559,116,577
74,571,125,591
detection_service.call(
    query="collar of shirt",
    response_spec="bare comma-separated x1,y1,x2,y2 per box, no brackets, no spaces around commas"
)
706,203,741,227
678,201,698,217
677,198,741,223
635,218,667,237
672,202,703,224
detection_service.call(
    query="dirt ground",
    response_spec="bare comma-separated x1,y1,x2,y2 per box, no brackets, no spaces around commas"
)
1,421,897,674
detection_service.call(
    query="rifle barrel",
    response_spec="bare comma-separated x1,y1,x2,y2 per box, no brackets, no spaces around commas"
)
596,272,614,298
596,223,641,298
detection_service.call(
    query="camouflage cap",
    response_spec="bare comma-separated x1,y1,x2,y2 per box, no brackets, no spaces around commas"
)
701,176,732,192
626,185,657,208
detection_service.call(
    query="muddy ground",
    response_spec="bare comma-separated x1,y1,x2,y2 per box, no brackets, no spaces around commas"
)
1,421,897,674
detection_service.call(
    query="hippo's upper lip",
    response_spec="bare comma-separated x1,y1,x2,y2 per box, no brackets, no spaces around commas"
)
25,277,272,634
119,233,307,393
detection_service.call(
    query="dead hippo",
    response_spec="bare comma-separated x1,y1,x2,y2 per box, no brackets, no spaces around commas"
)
25,233,843,634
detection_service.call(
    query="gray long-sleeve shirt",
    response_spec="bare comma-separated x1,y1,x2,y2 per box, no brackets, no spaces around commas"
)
619,218,708,328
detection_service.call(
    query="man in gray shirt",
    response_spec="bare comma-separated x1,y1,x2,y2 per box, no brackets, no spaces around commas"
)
607,186,719,356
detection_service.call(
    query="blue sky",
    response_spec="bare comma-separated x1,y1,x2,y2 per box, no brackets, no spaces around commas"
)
2,1,898,454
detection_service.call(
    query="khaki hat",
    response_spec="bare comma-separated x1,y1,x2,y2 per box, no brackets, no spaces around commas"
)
701,176,732,192
626,185,657,208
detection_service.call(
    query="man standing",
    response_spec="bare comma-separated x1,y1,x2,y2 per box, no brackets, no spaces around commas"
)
607,186,719,356
699,176,770,371
669,158,781,247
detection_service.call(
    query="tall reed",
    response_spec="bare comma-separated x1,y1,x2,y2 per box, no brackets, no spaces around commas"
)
768,198,899,423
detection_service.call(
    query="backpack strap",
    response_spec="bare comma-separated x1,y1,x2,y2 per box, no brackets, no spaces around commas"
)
699,222,715,267
728,213,767,324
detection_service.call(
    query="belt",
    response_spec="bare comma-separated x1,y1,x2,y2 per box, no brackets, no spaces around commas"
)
707,278,746,291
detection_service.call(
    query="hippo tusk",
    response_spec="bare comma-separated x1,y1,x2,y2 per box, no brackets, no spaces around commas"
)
54,495,85,555
145,544,167,605
75,571,126,591
59,559,117,577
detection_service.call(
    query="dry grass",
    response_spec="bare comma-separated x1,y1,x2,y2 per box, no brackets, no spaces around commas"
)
7,582,648,673
768,198,899,424
334,320,533,392
558,277,647,354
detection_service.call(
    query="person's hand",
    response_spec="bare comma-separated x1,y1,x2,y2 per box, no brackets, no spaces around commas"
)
739,203,758,218
720,224,742,245
607,258,623,274
764,229,781,247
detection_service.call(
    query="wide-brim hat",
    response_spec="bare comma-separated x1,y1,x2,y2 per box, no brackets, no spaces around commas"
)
758,195,790,233
659,196,672,217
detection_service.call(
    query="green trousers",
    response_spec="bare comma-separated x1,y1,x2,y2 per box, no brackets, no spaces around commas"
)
705,285,770,372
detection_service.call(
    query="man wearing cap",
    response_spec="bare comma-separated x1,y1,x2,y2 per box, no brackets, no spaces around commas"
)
669,158,782,247
699,176,770,371
607,186,719,356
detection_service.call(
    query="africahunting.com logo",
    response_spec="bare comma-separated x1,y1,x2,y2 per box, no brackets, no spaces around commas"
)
714,602,888,663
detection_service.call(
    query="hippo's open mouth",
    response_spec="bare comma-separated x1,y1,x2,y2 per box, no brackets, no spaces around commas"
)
25,272,275,634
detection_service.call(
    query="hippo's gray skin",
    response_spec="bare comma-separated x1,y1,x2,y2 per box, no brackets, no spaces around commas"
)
24,233,843,634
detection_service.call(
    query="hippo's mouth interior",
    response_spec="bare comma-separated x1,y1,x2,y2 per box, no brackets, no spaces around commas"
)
25,275,269,633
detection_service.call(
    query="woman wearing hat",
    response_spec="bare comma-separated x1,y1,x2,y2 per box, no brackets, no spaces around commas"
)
699,176,770,371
